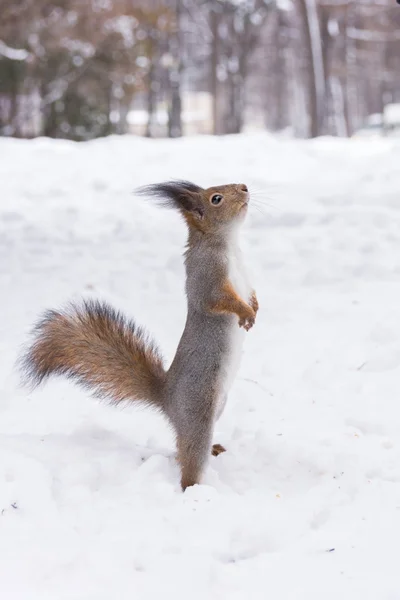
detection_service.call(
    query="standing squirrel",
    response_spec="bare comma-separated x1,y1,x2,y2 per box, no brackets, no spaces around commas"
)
21,181,258,490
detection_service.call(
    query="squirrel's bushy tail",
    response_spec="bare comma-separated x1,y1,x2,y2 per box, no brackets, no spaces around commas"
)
20,300,166,408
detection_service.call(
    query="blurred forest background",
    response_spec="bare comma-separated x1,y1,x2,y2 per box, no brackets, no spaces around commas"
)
0,0,399,141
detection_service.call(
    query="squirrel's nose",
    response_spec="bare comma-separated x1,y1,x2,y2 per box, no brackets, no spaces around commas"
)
238,184,248,193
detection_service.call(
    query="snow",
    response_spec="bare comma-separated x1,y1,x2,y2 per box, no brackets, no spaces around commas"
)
384,103,400,127
366,113,383,127
0,40,30,61
1,132,400,599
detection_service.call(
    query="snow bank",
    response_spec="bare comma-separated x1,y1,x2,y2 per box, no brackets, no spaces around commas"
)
1,132,400,599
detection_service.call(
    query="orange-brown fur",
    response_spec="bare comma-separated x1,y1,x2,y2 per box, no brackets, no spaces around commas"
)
21,301,166,407
182,184,249,235
209,280,256,331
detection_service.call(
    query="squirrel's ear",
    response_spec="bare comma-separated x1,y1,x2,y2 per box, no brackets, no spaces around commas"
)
135,181,204,219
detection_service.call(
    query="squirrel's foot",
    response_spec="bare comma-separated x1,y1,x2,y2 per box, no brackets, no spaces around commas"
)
211,443,226,457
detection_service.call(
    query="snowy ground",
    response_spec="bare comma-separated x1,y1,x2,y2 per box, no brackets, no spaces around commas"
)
1,132,400,600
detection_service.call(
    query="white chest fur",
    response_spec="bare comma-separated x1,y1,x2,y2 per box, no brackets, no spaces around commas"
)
228,237,251,300
215,230,252,420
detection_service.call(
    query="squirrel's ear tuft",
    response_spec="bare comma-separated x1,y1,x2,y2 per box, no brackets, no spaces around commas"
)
135,181,204,218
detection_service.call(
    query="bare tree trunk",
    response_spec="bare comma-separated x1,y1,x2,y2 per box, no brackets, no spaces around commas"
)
319,5,336,134
343,2,356,136
269,8,287,131
168,0,182,138
225,74,242,134
146,60,157,138
330,76,348,137
6,62,21,136
117,99,130,135
210,3,219,135
298,0,325,137
104,83,113,136
225,18,245,134
235,14,251,134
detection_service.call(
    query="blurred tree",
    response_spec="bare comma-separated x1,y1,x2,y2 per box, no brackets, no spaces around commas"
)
297,0,325,137
0,0,399,140
205,0,274,134
167,0,183,137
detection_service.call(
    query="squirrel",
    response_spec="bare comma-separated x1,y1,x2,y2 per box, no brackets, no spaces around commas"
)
20,180,258,490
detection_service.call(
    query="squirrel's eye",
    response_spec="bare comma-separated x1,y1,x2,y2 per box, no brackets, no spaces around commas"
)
211,194,223,205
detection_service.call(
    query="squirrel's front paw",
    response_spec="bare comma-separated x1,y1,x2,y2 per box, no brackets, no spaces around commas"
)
238,307,256,331
249,292,259,316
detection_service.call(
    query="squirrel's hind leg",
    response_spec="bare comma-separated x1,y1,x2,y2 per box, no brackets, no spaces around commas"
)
211,392,227,456
177,419,214,491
